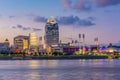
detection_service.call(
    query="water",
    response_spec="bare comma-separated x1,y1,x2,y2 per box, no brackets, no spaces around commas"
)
0,59,120,80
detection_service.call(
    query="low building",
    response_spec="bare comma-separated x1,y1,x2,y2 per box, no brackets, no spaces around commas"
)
0,39,10,52
0,43,9,52
14,35,29,52
63,47,79,53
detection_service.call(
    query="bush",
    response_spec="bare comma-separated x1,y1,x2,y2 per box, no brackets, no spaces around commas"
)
52,52,65,56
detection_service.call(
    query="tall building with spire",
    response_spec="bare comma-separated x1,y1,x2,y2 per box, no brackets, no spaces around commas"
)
45,16,59,47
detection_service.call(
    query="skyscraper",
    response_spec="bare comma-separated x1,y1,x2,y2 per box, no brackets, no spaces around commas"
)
45,16,59,47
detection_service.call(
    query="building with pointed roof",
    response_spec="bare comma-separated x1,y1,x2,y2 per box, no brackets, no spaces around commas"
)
45,16,59,47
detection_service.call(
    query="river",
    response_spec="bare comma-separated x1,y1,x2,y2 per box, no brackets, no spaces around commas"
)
0,59,120,80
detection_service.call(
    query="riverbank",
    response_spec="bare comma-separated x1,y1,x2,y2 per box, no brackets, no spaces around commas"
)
0,55,110,60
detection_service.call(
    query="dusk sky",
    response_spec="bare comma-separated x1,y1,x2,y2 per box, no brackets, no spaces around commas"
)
0,0,120,45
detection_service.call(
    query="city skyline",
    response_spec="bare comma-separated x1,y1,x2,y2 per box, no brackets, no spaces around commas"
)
0,0,120,45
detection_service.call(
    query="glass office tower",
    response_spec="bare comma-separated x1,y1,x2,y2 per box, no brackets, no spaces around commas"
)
45,16,59,47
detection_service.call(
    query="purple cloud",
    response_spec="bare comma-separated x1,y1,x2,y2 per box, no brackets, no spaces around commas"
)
12,26,16,28
34,16,95,27
32,28,41,31
61,0,120,11
34,16,47,23
88,17,96,21
17,24,23,28
9,16,15,18
12,24,31,31
22,27,30,30
61,0,72,9
94,0,120,7
73,0,93,11
12,24,42,31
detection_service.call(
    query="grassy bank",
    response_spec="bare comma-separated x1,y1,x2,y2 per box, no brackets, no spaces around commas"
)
0,55,108,60
0,52,119,60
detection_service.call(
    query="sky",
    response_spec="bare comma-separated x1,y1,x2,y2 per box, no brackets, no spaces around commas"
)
0,0,120,45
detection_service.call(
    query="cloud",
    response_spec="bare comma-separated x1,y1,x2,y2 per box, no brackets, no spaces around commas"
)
32,28,41,31
73,0,93,11
12,26,16,28
16,24,23,28
88,16,96,21
61,0,93,11
26,13,36,17
57,16,79,25
61,0,120,11
61,0,72,9
12,24,42,31
34,16,47,23
94,0,120,7
34,15,95,27
9,16,15,18
22,27,31,30
12,24,31,31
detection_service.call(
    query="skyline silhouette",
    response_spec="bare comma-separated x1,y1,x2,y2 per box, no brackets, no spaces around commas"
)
0,0,120,45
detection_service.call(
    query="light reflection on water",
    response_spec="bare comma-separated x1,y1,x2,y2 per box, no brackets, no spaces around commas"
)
0,59,120,80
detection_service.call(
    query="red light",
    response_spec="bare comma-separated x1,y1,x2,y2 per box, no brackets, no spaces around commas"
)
15,49,20,53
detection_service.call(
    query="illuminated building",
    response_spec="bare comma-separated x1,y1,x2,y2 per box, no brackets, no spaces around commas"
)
63,47,79,53
0,43,10,52
14,35,29,51
45,16,59,47
0,38,10,52
29,33,40,53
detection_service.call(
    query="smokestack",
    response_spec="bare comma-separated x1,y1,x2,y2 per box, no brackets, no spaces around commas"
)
82,34,85,43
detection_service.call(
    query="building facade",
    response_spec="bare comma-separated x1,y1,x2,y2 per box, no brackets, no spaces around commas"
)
45,16,59,47
29,33,40,53
14,35,29,51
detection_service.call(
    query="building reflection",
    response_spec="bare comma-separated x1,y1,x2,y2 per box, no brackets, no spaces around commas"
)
27,71,58,80
28,60,40,69
0,60,119,80
46,60,58,67
78,59,115,68
27,60,58,80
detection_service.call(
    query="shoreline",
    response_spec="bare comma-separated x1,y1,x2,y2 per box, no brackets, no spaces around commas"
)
0,56,110,60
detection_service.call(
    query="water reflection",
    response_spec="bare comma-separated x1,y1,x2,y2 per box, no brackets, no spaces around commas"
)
27,60,58,80
0,59,120,80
